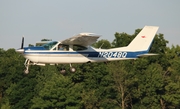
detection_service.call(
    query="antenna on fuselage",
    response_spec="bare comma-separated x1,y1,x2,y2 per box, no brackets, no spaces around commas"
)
99,43,104,49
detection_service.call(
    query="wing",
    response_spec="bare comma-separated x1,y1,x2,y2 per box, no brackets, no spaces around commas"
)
61,33,100,46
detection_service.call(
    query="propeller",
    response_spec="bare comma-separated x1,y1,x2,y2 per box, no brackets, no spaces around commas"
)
21,36,24,49
16,36,25,53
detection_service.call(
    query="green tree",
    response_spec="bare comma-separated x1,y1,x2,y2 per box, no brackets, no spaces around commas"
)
134,63,164,108
5,76,37,109
159,45,180,108
41,39,52,41
112,32,133,48
0,49,25,106
149,33,168,54
1,27,180,108
92,39,111,49
72,63,117,109
107,61,137,109
28,44,34,47
0,49,41,109
31,73,83,109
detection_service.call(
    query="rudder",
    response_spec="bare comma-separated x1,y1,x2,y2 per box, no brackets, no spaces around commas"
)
127,26,159,51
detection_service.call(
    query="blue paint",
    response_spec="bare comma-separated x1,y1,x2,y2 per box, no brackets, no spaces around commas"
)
24,50,148,58
24,46,45,50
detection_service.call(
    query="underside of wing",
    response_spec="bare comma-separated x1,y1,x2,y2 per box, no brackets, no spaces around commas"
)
61,33,100,46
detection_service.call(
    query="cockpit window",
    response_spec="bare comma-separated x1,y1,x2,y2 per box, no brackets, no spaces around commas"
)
58,44,69,51
73,45,87,51
42,41,58,50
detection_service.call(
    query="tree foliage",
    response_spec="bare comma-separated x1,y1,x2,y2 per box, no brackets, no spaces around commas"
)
92,39,111,49
1,27,180,109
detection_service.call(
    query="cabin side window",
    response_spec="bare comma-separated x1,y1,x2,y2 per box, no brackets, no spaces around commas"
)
73,45,87,51
42,41,58,50
57,44,69,51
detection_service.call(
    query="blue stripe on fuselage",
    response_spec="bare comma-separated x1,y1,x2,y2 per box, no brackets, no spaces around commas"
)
24,50,148,58
24,47,45,50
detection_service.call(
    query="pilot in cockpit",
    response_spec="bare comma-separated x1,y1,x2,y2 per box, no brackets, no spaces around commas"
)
58,44,64,50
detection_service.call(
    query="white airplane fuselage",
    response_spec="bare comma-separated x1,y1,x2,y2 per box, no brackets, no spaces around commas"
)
23,46,146,64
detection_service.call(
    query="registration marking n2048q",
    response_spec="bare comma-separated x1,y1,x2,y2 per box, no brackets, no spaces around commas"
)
98,52,127,58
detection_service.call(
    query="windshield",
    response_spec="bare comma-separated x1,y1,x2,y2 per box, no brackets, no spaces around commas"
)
42,41,58,50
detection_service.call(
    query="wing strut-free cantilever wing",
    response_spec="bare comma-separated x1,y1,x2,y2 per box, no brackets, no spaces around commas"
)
61,33,100,46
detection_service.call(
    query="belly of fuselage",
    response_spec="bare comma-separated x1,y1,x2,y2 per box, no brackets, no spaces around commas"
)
24,54,99,64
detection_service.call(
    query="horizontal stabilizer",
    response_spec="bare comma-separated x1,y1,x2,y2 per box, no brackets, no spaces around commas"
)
137,53,159,57
35,63,46,66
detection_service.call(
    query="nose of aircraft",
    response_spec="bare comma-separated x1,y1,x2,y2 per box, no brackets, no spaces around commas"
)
16,48,24,53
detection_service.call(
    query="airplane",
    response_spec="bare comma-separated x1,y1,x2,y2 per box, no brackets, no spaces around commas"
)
16,26,159,74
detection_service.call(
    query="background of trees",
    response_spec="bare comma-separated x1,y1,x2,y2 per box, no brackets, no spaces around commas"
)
0,28,180,109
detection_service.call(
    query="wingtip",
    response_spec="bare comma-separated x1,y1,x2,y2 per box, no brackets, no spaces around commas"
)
144,25,159,28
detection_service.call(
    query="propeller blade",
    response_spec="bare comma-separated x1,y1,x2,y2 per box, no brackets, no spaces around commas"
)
21,37,24,49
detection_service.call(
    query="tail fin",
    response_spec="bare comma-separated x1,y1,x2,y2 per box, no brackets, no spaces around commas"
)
127,26,159,51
